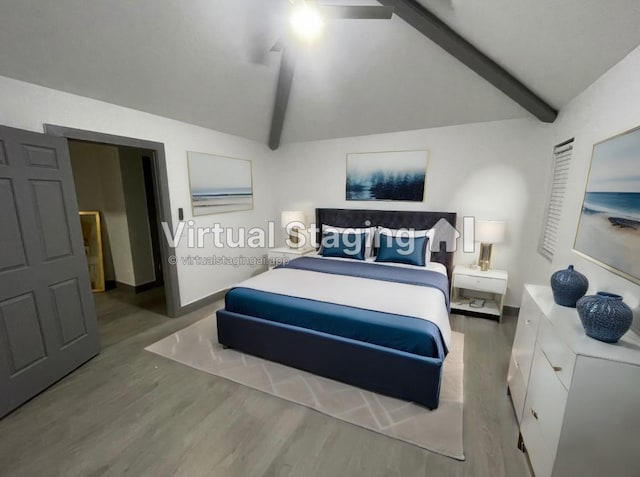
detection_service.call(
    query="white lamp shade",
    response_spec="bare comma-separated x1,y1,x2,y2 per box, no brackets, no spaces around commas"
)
475,220,506,244
281,210,306,228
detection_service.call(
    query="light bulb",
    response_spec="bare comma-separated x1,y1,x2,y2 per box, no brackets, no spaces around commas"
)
290,4,325,42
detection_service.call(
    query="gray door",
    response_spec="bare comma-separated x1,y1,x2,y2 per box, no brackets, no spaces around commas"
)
0,125,100,418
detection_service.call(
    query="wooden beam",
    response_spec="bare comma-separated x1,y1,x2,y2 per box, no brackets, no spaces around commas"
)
321,5,394,20
378,0,558,122
268,46,297,150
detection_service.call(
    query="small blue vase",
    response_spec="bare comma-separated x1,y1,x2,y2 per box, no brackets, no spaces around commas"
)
550,265,589,307
576,292,633,343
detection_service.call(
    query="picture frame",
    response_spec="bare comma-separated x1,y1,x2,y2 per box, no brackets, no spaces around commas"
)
573,126,640,284
346,150,428,202
187,151,254,216
79,211,105,292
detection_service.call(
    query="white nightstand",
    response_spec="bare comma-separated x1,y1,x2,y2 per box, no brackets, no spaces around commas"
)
267,246,315,269
451,265,508,322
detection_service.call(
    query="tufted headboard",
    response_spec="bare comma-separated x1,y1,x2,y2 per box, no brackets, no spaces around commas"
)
315,208,458,280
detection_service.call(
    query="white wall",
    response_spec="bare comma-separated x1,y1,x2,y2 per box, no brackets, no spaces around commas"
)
0,75,278,306
546,44,640,331
274,118,553,306
8,45,640,315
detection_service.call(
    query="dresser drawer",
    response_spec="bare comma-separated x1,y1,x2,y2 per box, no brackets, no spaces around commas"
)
521,400,554,477
523,346,569,464
512,296,542,383
454,273,507,294
507,354,527,423
538,319,576,390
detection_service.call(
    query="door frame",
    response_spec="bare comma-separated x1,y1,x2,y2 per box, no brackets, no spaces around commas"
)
44,124,182,317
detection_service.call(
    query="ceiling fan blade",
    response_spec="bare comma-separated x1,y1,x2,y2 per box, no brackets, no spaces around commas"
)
320,5,394,20
270,38,284,52
269,45,297,150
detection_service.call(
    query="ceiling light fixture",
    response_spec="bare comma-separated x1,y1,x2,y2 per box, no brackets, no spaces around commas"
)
290,3,325,42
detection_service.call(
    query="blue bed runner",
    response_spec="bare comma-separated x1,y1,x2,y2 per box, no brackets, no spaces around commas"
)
225,288,446,359
279,256,450,309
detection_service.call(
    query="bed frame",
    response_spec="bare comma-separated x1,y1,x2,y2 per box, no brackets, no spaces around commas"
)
217,209,457,409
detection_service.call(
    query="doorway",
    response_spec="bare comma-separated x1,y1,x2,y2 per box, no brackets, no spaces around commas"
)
44,124,181,318
68,141,164,296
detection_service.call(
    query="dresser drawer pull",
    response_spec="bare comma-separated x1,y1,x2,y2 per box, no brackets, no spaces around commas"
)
531,409,539,420
525,319,532,325
552,366,563,372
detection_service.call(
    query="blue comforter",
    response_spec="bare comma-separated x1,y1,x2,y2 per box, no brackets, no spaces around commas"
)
224,257,449,358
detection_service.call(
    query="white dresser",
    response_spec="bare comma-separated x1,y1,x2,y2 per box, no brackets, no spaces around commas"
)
508,284,640,477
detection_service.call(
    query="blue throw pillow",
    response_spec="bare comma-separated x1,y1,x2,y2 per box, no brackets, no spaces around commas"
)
320,231,367,260
375,234,428,266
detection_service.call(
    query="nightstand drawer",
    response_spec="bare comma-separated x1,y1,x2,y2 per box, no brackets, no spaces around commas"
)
267,248,314,268
454,273,507,294
269,251,296,259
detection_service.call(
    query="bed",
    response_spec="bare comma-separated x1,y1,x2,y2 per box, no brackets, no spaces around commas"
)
216,208,457,409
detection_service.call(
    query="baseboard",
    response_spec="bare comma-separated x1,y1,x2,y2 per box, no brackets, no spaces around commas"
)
503,305,520,317
115,281,162,294
176,288,228,316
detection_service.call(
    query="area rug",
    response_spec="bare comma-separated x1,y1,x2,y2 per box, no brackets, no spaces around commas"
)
146,314,465,460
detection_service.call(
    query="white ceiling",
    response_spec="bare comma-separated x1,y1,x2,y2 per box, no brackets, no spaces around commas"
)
0,0,639,145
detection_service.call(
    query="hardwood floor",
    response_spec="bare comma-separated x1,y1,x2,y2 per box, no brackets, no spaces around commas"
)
0,289,531,477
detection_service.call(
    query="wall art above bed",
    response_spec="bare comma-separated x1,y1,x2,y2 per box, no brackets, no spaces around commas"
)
187,151,253,216
573,126,640,284
346,150,428,202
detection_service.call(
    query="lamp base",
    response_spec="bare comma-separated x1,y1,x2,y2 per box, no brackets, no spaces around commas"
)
478,243,493,271
287,227,301,249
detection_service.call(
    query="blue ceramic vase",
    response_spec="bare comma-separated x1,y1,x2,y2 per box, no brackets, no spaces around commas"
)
576,292,633,343
550,265,589,307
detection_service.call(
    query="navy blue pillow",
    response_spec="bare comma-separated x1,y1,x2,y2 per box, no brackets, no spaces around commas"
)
375,234,428,266
320,231,367,260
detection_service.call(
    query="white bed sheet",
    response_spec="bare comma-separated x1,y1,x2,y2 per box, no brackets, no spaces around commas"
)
237,255,452,348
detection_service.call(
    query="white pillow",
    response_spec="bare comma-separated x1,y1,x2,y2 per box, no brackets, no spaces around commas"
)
376,227,435,264
322,224,376,258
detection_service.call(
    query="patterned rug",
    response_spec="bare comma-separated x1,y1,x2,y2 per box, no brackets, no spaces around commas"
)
146,314,465,460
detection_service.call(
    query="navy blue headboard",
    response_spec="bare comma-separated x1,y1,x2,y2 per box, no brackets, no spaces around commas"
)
315,208,457,279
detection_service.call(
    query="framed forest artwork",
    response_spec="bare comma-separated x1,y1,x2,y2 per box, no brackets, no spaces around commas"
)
346,150,428,202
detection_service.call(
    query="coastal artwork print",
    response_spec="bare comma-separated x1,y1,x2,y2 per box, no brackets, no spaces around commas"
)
574,127,640,283
346,150,428,202
187,152,253,216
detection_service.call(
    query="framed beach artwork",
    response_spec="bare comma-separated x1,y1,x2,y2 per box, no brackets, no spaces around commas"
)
346,150,428,202
574,126,640,284
187,151,253,216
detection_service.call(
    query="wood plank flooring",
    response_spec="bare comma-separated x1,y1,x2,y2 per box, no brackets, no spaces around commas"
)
0,288,531,477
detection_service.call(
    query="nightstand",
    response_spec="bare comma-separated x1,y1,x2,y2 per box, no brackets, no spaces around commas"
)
268,246,315,269
451,265,508,322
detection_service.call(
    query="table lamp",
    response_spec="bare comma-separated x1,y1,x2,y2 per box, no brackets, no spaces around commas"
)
281,210,306,248
476,220,505,271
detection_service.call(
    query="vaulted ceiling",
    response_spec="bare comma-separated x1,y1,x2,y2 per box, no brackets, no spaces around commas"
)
1,0,640,145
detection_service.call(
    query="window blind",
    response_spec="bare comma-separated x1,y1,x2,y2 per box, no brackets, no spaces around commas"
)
539,139,574,260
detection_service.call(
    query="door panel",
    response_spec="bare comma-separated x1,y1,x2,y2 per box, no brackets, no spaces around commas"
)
23,144,60,169
0,179,28,272
50,278,88,345
0,140,6,164
30,179,73,260
0,293,47,374
0,125,100,418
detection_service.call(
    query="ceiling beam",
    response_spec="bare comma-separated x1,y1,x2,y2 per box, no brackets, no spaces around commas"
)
268,46,297,150
378,0,558,122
